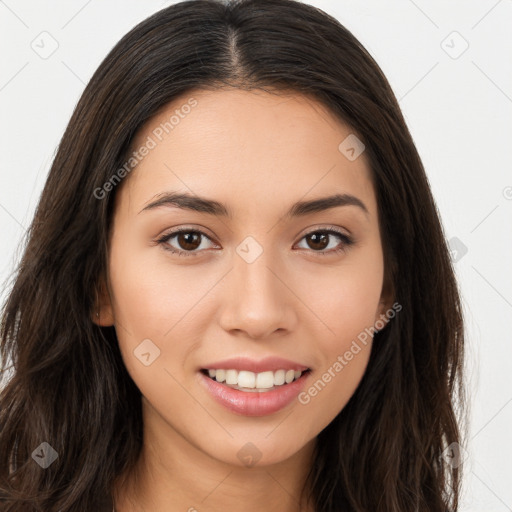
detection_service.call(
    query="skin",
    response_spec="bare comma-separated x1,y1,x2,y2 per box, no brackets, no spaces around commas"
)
93,88,393,512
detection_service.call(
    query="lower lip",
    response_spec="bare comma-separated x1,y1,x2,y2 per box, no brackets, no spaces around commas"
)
198,371,311,417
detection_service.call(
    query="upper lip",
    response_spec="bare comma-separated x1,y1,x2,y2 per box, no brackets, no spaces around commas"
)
201,356,310,373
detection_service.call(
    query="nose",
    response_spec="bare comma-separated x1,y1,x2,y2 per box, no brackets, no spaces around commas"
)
217,248,298,340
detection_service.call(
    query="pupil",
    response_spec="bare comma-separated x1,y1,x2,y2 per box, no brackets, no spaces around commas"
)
179,232,200,250
308,232,328,250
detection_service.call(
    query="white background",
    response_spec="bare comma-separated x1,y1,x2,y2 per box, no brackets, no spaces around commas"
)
1,1,511,510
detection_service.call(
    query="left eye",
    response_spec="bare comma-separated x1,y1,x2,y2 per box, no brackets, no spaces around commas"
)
156,228,353,257
295,230,352,254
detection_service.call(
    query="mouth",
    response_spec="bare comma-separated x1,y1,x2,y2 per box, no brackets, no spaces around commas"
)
200,368,312,393
198,365,312,416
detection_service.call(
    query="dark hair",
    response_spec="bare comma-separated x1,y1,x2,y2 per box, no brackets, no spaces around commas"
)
0,0,466,510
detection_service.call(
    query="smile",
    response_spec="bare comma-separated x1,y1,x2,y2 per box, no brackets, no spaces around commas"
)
201,368,308,392
198,363,312,416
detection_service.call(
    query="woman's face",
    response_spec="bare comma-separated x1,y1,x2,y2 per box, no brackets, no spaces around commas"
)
97,88,391,467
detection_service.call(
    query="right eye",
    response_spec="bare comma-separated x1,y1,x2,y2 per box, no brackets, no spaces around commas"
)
156,229,219,257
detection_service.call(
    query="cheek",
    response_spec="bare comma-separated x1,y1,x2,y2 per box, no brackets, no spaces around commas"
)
298,239,384,348
107,235,220,396
107,231,207,339
107,250,194,413
294,244,383,430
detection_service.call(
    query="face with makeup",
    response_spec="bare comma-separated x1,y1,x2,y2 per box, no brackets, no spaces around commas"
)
95,88,391,494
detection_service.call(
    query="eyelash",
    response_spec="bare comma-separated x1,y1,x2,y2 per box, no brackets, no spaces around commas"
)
155,226,354,257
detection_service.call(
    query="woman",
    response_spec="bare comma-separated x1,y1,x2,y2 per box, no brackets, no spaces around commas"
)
0,0,466,510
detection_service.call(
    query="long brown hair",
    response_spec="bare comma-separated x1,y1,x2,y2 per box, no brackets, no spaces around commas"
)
0,0,466,510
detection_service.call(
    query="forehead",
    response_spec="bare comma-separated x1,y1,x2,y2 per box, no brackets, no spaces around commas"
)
118,88,376,220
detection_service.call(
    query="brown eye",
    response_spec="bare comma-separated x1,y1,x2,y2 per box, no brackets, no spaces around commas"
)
176,232,202,251
156,229,217,256
295,229,354,255
305,232,330,251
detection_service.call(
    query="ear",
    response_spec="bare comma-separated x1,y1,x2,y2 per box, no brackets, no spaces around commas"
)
374,270,395,329
90,276,115,327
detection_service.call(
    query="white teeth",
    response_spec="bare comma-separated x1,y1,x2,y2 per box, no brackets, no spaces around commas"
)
205,368,307,389
256,371,274,389
274,369,285,385
238,370,256,388
225,369,238,385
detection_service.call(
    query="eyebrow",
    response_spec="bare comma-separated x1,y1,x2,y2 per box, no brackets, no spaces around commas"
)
139,191,369,218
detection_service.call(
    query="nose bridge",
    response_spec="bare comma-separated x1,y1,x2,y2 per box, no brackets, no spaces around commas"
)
218,239,296,337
